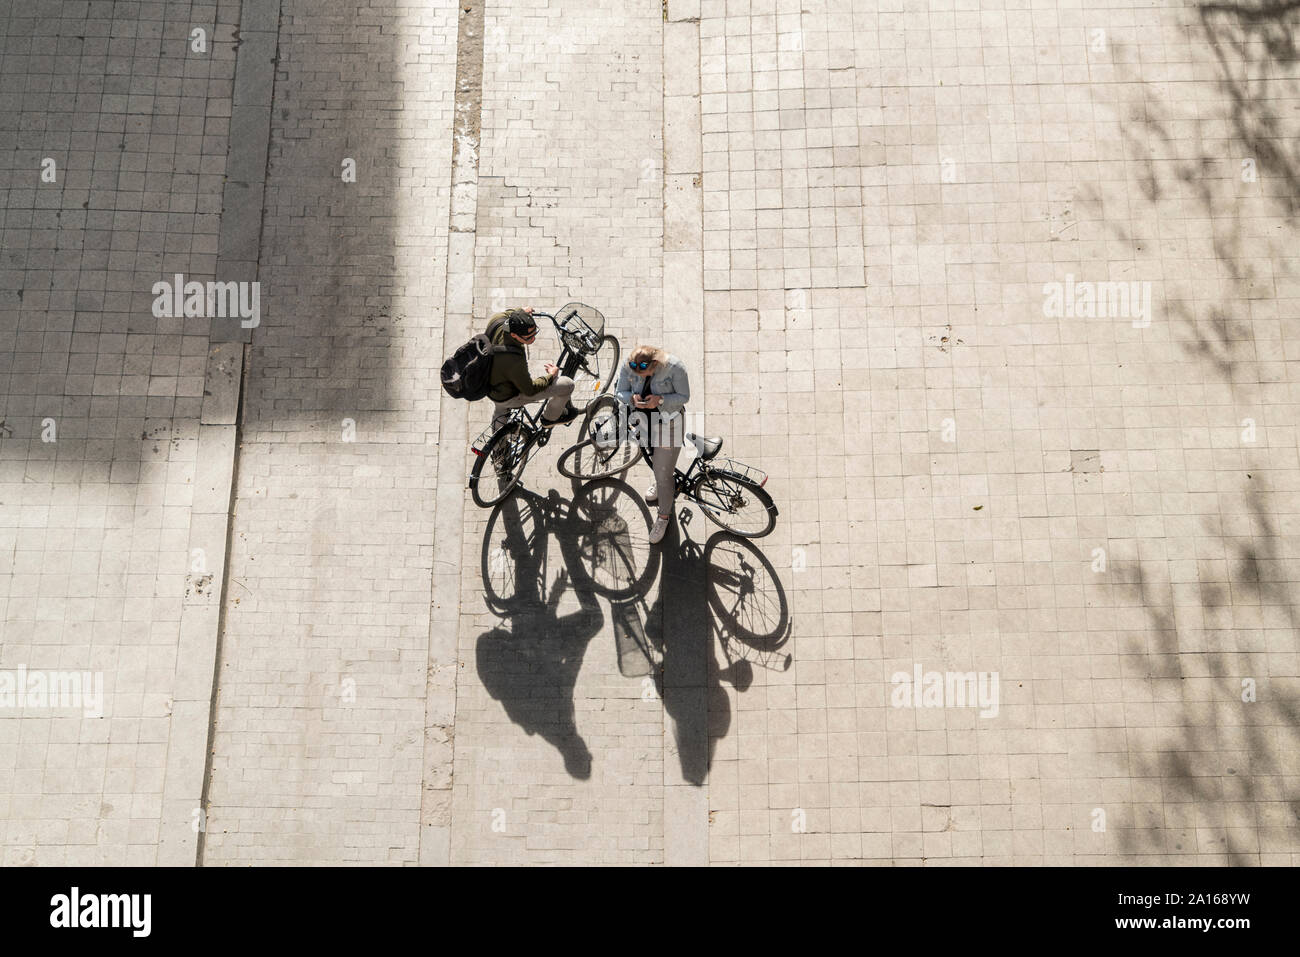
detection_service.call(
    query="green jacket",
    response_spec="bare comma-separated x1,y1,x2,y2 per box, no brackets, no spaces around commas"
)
486,309,553,402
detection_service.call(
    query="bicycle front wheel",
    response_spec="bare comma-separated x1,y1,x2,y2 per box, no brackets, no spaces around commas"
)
689,468,778,538
558,395,640,480
569,334,620,412
557,439,640,480
470,422,535,508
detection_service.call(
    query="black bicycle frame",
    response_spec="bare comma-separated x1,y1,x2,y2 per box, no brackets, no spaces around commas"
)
626,435,706,497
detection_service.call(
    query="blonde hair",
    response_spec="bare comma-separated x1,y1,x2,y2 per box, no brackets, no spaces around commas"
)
630,344,667,365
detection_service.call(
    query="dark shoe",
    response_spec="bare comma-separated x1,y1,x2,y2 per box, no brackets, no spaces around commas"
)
542,403,580,428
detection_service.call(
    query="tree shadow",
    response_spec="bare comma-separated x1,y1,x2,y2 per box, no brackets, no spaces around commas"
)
1083,0,1300,861
1201,0,1300,211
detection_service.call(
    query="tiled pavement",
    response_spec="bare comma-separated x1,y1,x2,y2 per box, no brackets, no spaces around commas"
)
448,0,667,864
0,0,239,865
2,0,1298,866
199,0,458,864
691,0,1300,864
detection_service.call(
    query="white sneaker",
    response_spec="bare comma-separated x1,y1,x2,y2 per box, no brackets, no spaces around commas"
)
645,483,657,505
649,513,670,545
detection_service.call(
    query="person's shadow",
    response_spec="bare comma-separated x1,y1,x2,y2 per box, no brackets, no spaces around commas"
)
474,480,660,779
474,490,603,778
473,481,790,786
643,510,792,786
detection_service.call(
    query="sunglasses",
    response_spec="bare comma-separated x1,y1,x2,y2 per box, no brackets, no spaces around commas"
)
628,359,652,371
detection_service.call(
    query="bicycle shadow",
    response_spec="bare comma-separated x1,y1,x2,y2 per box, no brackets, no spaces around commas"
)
474,480,659,780
475,490,602,779
473,477,791,787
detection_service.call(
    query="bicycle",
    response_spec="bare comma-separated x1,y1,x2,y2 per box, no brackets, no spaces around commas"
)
467,302,620,508
556,394,779,538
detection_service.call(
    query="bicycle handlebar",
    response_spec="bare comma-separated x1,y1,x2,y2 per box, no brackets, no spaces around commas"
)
511,306,604,354
543,310,601,354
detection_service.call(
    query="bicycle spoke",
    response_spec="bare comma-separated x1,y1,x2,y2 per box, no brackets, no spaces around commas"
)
570,335,619,411
690,470,775,537
473,424,533,506
558,438,638,480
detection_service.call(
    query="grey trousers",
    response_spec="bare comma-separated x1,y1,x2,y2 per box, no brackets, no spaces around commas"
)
638,409,685,515
492,376,575,431
651,444,682,516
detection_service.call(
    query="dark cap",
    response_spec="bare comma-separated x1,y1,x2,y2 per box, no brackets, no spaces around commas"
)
507,311,537,338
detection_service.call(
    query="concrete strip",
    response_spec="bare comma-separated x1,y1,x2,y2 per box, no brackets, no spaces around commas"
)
190,425,238,517
664,22,699,97
665,174,702,253
201,343,244,426
665,94,702,176
158,698,218,866
664,250,703,330
211,5,281,345
156,799,202,867
667,0,701,22
239,0,281,34
661,10,708,868
169,422,239,864
665,769,710,866
225,90,273,183
420,0,485,866
183,0,279,863
172,605,222,703
232,30,278,108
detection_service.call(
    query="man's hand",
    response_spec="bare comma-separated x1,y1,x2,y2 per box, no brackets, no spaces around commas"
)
523,306,534,315
543,362,559,378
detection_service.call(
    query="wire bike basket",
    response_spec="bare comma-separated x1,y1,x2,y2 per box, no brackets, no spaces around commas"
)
554,302,606,355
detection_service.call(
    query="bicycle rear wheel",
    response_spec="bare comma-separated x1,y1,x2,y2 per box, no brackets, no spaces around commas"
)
470,422,535,508
689,468,778,538
569,334,619,412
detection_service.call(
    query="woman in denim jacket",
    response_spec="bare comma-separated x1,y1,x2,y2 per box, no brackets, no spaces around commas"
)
615,345,690,545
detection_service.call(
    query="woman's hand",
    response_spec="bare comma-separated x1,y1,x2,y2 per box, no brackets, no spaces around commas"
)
640,395,663,409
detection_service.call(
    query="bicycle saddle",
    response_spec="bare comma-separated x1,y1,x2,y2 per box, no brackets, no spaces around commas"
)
686,432,723,460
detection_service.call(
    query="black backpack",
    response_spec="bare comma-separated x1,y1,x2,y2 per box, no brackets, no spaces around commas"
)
440,316,520,401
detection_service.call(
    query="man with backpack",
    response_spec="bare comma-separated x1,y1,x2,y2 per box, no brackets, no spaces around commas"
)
439,306,581,432
484,307,580,431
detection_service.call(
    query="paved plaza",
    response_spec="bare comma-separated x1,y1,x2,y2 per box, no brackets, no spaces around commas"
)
1,0,1298,865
